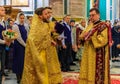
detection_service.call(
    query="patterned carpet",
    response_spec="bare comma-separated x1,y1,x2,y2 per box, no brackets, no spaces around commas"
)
62,72,120,84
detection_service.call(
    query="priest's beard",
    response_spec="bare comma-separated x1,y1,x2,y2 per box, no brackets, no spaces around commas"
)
43,19,49,23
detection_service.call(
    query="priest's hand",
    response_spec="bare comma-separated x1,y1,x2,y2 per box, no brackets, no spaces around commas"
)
62,45,67,49
51,40,57,46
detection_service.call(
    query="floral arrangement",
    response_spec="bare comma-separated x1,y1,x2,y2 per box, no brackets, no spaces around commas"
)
2,29,18,42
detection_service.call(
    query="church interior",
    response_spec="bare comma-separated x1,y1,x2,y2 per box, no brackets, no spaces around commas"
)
0,0,120,84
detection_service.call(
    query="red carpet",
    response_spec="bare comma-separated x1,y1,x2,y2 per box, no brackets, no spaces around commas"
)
62,72,120,84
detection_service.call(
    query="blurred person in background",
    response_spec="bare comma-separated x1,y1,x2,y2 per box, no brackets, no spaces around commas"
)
12,12,29,83
0,6,10,84
76,19,86,66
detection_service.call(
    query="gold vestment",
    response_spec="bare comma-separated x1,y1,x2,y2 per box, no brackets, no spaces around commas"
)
79,22,110,84
21,14,62,84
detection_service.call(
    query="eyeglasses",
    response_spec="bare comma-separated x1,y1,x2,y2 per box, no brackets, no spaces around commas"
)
48,12,52,14
89,14,97,17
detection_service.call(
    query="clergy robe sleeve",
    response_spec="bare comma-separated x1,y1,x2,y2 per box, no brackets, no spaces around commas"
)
91,27,108,48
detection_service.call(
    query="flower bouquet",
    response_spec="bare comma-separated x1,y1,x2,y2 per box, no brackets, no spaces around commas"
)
2,29,18,43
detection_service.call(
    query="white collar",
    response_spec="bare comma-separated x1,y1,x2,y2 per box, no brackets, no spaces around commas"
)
77,24,85,30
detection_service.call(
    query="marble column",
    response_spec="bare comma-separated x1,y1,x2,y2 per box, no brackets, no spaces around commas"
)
106,0,110,20
118,0,120,20
0,0,5,5
116,0,119,19
69,0,85,17
49,0,64,17
112,0,114,22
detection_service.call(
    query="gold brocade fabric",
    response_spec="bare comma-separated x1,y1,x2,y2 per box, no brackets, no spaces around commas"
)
79,23,110,84
21,14,62,84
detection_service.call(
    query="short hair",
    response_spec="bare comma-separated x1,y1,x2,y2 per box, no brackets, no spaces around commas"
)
19,12,25,17
44,6,52,10
70,19,75,23
89,8,100,14
63,14,71,19
35,7,46,15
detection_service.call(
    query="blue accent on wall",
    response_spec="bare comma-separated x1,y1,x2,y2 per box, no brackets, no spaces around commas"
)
23,11,33,15
87,0,90,18
24,0,38,15
110,0,112,5
110,0,112,20
64,0,67,14
114,0,117,19
4,0,6,5
99,0,106,20
34,0,37,10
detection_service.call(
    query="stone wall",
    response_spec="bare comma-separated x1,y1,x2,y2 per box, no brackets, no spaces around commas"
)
49,0,64,17
49,0,85,18
69,0,85,18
